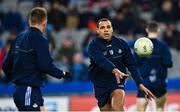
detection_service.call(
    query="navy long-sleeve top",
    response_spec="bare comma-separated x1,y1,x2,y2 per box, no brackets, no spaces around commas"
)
88,35,143,87
131,38,173,80
2,27,64,87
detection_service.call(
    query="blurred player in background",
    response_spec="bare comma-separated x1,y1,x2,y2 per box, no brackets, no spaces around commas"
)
2,7,72,111
134,22,173,111
88,18,155,111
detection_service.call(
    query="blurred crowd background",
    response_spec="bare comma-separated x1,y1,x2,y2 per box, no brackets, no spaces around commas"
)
0,0,180,84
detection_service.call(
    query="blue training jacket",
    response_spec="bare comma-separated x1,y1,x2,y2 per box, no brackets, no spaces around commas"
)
129,38,173,81
88,35,143,87
2,27,64,87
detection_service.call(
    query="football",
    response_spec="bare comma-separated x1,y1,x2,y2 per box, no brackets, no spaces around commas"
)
134,37,154,57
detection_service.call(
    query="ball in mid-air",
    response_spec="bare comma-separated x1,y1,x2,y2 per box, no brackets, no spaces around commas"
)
134,37,154,57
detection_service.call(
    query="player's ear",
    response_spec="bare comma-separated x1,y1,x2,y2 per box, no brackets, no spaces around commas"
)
42,19,47,25
96,27,99,34
28,19,31,26
145,28,148,33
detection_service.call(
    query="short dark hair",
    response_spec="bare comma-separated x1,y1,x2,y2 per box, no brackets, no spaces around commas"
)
147,22,159,33
97,18,111,28
29,7,47,25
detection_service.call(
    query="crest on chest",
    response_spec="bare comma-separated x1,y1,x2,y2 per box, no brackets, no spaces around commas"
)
103,48,122,56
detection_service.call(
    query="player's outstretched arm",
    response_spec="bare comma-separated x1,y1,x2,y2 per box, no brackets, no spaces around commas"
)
120,39,156,100
33,34,71,79
120,39,144,85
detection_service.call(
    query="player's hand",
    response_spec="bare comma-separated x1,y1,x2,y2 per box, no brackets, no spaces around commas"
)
138,84,156,101
63,72,72,81
112,68,129,83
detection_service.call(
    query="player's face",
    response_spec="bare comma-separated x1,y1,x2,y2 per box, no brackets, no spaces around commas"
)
97,21,113,41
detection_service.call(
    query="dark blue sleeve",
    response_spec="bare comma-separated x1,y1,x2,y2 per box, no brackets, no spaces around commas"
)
33,34,64,79
2,42,14,80
162,44,173,67
121,39,143,85
88,42,116,73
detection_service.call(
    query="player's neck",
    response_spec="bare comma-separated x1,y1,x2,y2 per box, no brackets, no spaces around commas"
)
30,25,44,33
148,33,158,39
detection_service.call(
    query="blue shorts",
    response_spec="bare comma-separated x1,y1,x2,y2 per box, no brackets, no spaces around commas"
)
94,82,125,107
13,85,44,111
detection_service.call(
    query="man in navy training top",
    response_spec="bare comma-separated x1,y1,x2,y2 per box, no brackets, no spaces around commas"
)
2,7,72,111
88,18,155,111
133,22,173,111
